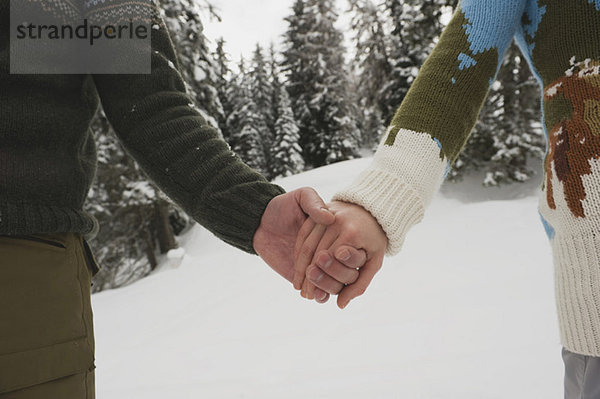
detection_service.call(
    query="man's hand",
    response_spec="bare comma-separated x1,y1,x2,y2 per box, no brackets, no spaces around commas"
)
293,201,388,309
252,188,335,302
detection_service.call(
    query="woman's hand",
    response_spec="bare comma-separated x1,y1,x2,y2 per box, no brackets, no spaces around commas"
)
293,201,388,308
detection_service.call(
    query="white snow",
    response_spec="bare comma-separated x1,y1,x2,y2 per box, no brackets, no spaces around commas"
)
193,66,207,82
159,247,187,270
93,158,563,398
166,247,186,259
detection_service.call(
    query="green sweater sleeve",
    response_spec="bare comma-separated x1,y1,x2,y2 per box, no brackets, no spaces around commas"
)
92,4,285,254
387,0,527,163
333,0,526,255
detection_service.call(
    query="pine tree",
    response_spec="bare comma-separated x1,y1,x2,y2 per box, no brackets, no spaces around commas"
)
400,0,448,67
250,45,275,134
378,0,416,124
282,0,359,167
269,44,283,134
160,0,224,133
249,45,276,172
224,59,245,150
227,59,269,175
272,86,305,178
214,38,233,142
379,0,450,124
282,0,313,155
362,107,387,150
86,110,189,292
348,0,391,146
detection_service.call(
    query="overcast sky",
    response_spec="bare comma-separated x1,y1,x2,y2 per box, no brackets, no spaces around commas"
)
203,0,349,63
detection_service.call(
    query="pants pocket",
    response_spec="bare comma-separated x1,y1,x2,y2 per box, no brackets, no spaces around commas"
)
81,238,100,277
0,232,95,394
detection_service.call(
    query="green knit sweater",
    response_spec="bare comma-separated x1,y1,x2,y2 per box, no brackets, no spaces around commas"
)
333,0,600,356
0,1,285,253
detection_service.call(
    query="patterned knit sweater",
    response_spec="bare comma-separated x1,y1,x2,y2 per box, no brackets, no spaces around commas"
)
0,0,285,253
333,0,600,356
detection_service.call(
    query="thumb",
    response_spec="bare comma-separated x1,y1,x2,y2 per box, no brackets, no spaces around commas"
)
295,187,335,225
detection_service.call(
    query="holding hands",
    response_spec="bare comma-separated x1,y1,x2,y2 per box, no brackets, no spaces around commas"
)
252,188,388,308
252,187,336,284
293,200,388,309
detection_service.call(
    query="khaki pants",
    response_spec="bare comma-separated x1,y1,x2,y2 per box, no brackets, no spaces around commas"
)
0,232,98,398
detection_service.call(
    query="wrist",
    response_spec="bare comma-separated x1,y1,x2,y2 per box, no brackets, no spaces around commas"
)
251,191,282,256
332,170,424,256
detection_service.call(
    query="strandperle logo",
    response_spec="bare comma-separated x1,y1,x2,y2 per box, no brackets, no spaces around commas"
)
15,19,149,46
10,0,153,74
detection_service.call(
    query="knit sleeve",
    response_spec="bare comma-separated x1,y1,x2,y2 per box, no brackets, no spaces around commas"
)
91,3,285,254
332,0,527,255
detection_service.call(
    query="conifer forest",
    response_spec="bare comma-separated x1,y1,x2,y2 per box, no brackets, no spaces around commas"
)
87,0,545,291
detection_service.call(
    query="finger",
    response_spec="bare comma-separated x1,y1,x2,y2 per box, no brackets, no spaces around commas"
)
302,279,330,303
301,278,316,300
305,278,317,300
333,245,368,270
293,223,327,290
313,250,360,285
314,288,330,304
293,218,317,288
307,264,345,295
296,187,335,225
337,253,384,309
300,278,308,298
304,228,339,299
294,218,316,263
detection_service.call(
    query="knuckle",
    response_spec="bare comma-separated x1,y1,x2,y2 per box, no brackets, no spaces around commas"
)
346,271,360,285
348,256,365,269
302,186,317,197
345,225,360,240
357,249,368,261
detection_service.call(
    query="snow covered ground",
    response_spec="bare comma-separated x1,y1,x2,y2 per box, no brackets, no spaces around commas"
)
93,158,564,399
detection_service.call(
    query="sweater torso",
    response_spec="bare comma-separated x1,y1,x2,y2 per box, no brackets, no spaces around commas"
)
333,0,600,356
0,1,101,236
514,1,600,242
0,0,284,251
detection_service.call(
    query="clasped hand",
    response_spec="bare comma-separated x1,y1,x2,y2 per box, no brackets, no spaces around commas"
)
293,200,387,308
252,188,387,309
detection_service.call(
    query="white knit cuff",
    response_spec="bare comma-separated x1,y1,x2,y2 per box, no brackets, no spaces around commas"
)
332,168,424,256
332,128,449,256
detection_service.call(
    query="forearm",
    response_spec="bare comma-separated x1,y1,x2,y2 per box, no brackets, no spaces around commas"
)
334,0,526,255
92,3,284,253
